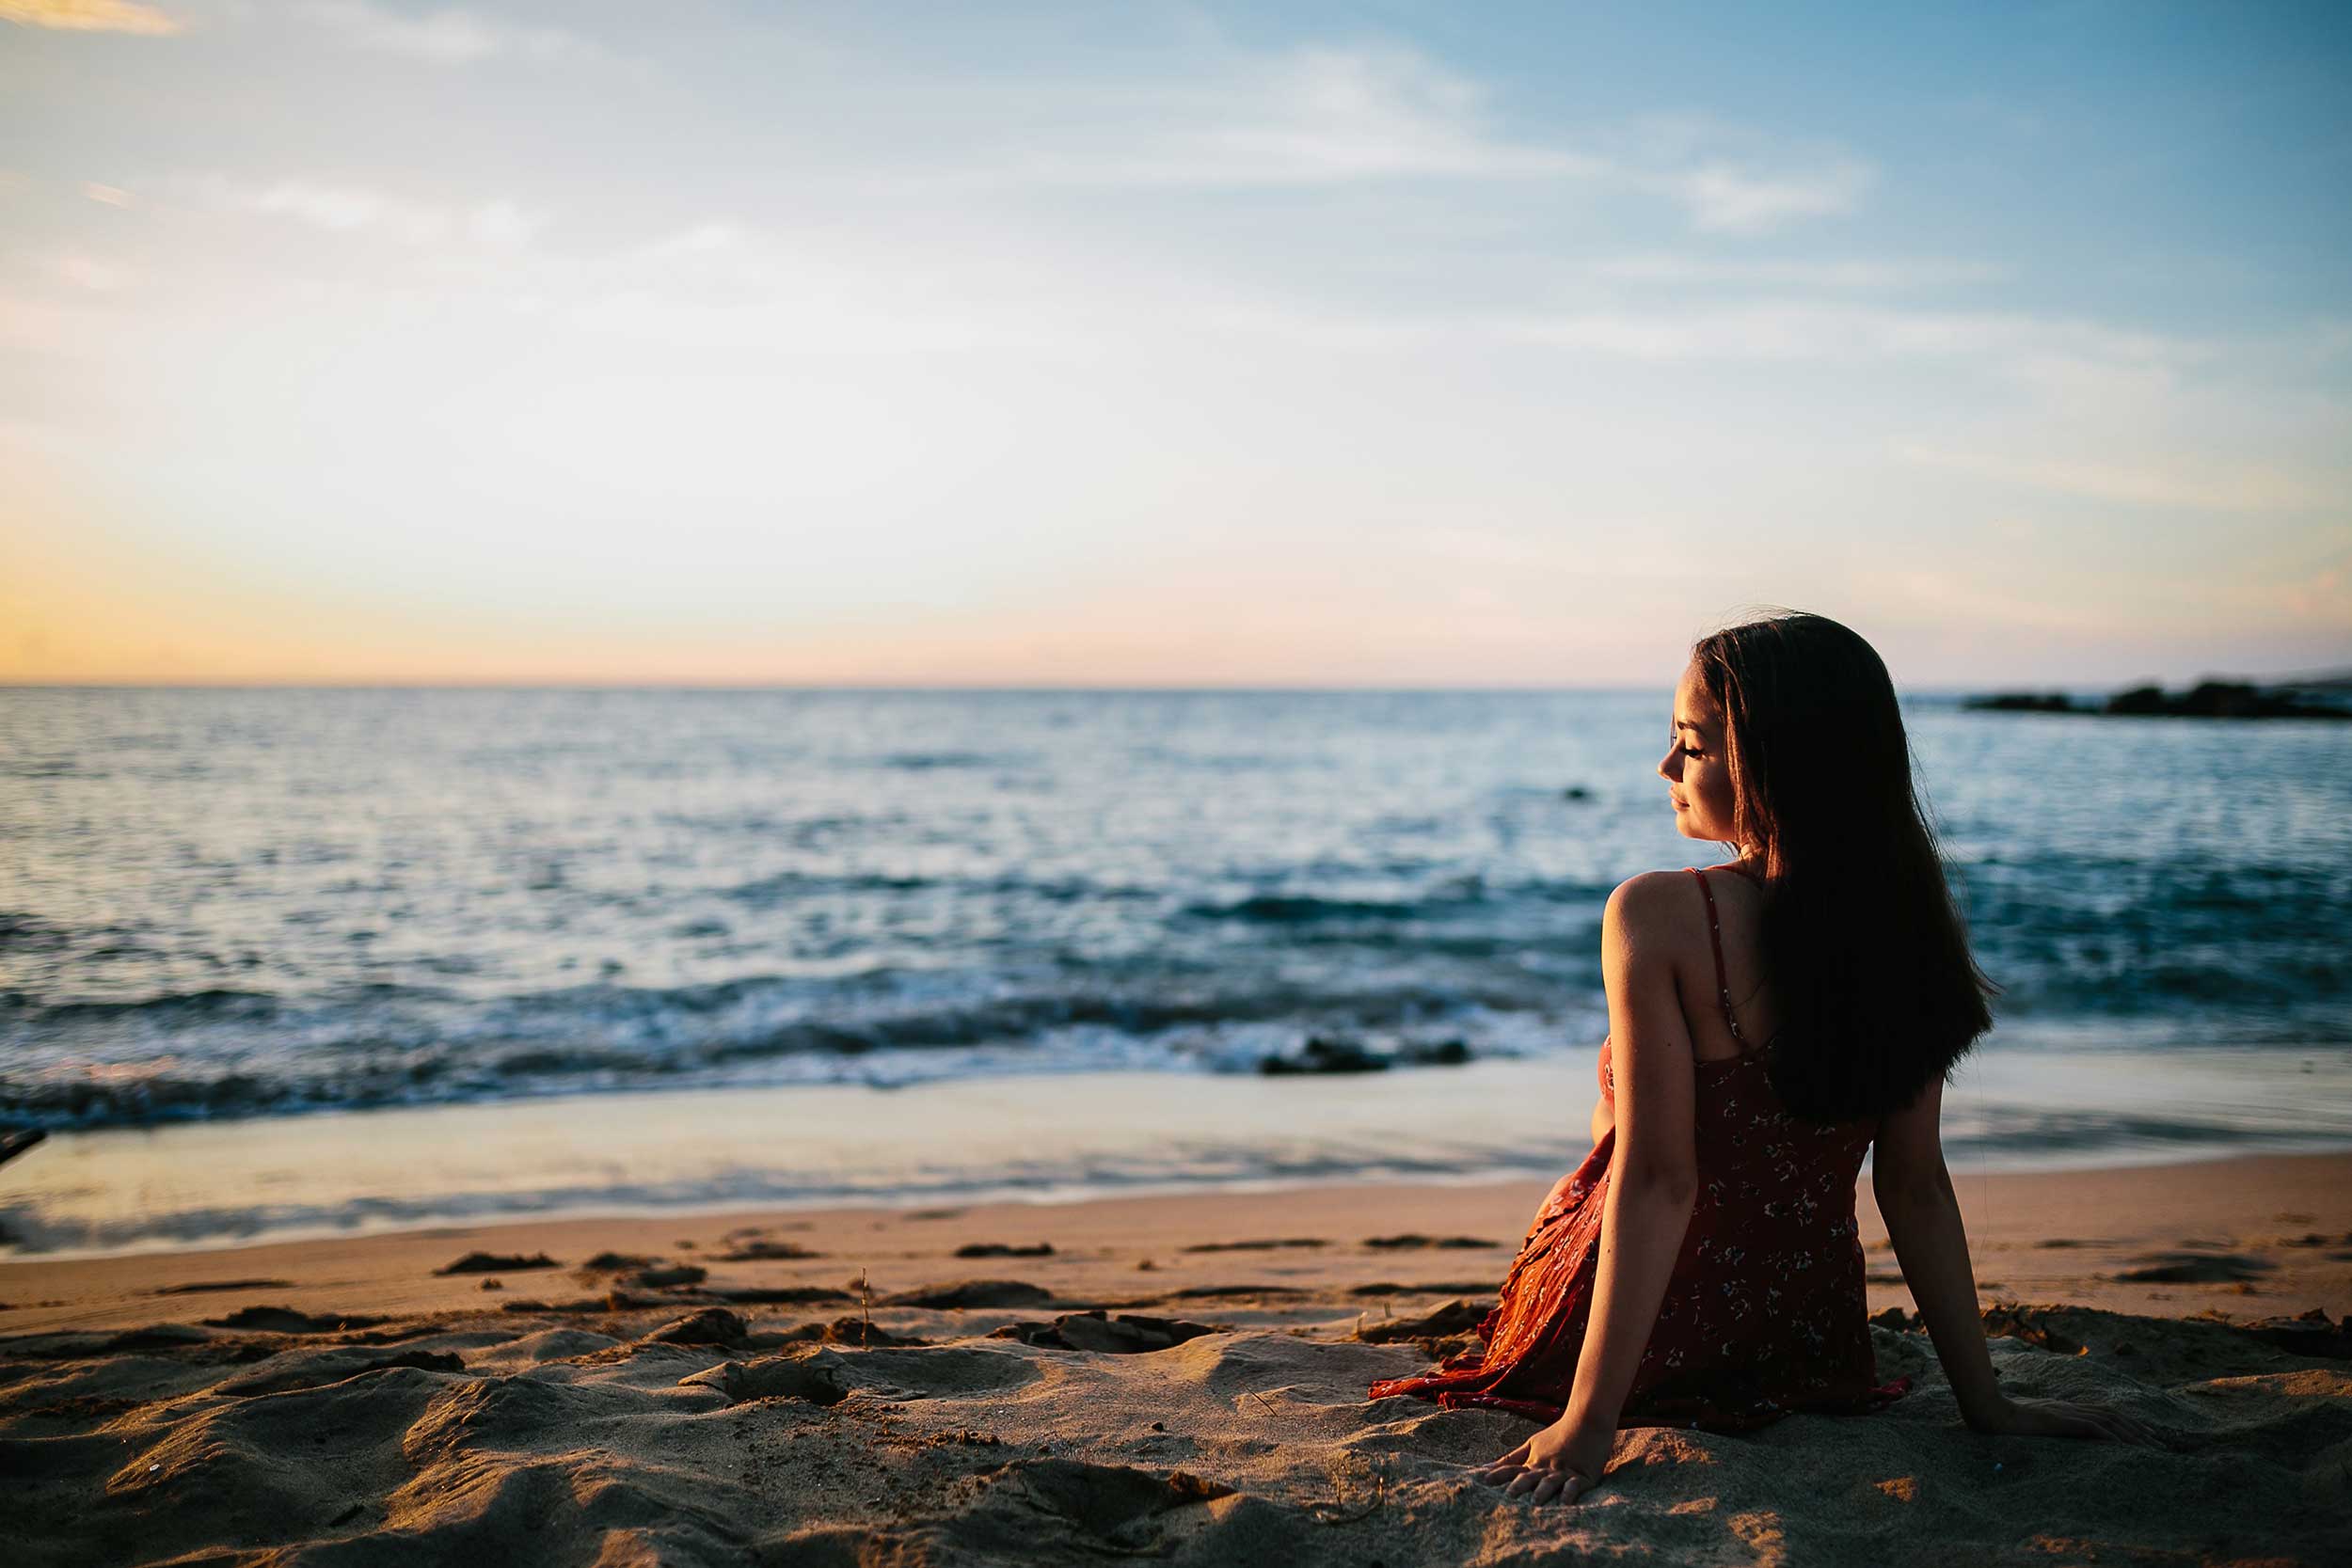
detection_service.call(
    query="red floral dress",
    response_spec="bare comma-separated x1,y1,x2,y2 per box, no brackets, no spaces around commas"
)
1367,864,1915,1433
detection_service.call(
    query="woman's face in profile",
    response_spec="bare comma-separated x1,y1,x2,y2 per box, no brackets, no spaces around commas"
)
1658,658,1740,845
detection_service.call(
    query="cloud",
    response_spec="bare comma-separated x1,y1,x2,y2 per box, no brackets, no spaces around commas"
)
1440,302,2185,369
465,198,542,246
1590,115,1874,235
0,290,103,350
0,0,179,33
1586,255,2007,290
1894,442,2343,514
996,43,1596,187
246,180,453,241
1659,157,1870,234
204,177,542,246
45,251,136,291
296,0,587,64
967,40,1866,233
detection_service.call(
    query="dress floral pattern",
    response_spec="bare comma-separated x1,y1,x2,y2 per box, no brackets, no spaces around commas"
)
1367,865,1915,1433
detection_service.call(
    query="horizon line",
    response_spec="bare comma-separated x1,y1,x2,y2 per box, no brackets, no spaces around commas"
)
5,672,2343,696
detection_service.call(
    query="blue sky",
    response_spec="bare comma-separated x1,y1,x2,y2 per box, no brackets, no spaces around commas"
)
3,1,2347,686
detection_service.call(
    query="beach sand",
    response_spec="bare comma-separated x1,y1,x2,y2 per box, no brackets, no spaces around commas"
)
4,1149,2348,1565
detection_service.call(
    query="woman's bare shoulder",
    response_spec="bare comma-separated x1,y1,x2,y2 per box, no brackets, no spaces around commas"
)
1603,869,1708,946
1605,868,1698,918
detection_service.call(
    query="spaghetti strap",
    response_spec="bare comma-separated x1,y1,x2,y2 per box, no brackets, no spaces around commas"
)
1684,866,1750,1049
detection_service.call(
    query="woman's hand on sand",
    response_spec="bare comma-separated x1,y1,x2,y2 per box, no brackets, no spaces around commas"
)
1973,1394,2168,1446
1473,1419,1612,1505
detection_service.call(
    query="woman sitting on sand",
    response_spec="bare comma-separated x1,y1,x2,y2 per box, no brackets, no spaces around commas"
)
1368,610,2163,1503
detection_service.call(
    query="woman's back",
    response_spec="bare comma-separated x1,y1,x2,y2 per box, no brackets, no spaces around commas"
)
1369,865,1911,1433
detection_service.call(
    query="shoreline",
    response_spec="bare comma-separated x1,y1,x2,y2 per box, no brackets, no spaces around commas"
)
8,1147,2348,1335
9,1047,2350,1260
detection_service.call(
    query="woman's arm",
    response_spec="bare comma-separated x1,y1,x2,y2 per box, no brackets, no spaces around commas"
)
1486,874,1701,1501
1869,1072,2011,1427
1871,1076,2169,1447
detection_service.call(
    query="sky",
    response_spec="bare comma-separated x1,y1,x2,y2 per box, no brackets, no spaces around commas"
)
3,0,2349,689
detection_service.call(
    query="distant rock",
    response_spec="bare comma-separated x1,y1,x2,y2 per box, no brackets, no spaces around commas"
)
1965,680,2350,721
1963,691,2084,713
2109,681,2347,719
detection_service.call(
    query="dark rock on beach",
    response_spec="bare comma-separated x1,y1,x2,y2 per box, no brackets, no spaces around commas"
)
2232,1307,2352,1360
714,1286,858,1307
955,1243,1056,1259
628,1264,709,1290
713,1239,823,1261
2112,1251,2275,1284
1257,1035,1474,1075
990,1310,1222,1354
435,1251,558,1275
1259,1036,1388,1075
641,1307,746,1346
577,1252,659,1274
883,1279,1059,1309
1181,1238,1327,1253
199,1305,389,1334
775,1317,922,1348
1353,1298,1486,1344
153,1278,294,1295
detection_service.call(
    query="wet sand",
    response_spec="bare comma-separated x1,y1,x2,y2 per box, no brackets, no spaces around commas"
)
5,1150,2348,1565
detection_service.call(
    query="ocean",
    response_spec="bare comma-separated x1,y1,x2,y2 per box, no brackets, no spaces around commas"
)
4,687,2349,1255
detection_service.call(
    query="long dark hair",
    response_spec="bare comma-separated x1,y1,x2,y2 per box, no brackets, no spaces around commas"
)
1692,610,1996,1125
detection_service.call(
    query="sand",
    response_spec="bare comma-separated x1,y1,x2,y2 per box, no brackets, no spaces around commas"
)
4,1149,2349,1566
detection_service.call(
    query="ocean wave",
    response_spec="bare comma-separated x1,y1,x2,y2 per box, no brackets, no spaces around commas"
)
0,973,1575,1131
1182,879,1612,925
0,912,75,952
